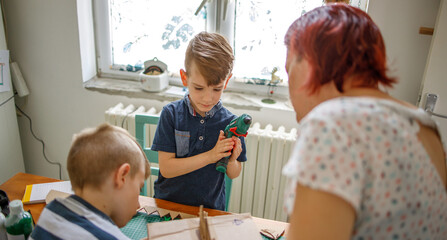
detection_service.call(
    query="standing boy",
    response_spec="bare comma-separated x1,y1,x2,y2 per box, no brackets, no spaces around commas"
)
151,32,247,211
30,124,150,240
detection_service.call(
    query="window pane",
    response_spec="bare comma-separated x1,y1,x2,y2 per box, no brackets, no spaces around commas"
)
233,0,324,83
109,0,206,73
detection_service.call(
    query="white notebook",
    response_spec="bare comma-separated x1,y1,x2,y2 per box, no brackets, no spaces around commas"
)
22,181,73,204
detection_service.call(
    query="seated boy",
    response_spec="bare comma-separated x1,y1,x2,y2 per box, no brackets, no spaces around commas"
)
151,32,247,211
30,123,150,240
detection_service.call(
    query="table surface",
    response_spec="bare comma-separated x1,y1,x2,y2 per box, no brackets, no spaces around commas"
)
0,172,288,234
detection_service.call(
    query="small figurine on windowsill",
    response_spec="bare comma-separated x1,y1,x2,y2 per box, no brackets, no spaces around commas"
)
262,67,283,104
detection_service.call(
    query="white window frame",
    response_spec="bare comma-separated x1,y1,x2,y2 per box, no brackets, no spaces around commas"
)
89,0,292,97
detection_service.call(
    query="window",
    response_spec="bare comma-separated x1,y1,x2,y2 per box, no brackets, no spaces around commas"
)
233,0,326,82
98,0,206,76
93,0,369,93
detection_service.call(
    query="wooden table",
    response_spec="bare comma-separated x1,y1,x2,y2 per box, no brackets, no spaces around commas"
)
0,172,61,223
0,172,288,235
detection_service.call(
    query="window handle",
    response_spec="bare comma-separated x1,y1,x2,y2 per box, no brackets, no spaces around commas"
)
427,110,447,119
424,93,447,119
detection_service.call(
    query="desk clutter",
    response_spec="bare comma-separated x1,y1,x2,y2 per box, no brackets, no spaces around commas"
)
0,173,287,240
120,205,285,240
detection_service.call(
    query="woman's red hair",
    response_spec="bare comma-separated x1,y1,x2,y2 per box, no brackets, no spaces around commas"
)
285,4,397,93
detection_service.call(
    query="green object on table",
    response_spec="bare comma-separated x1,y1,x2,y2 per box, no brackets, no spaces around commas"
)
120,212,285,240
5,200,34,239
120,212,164,240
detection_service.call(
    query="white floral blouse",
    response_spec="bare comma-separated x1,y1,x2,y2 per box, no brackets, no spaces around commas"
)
283,97,447,239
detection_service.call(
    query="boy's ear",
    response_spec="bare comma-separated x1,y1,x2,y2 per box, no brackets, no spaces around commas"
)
224,73,232,89
180,69,188,87
114,163,131,189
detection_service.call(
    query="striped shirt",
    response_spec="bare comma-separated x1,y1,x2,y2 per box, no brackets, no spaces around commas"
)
30,195,130,240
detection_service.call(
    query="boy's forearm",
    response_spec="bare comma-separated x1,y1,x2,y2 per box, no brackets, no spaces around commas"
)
225,159,242,179
159,151,213,178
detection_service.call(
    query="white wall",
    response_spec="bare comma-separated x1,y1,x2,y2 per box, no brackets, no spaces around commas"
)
0,3,25,183
3,0,168,179
419,0,447,139
3,0,441,179
368,0,440,104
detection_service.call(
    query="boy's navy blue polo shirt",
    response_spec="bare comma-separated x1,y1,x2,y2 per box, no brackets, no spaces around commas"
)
151,94,247,210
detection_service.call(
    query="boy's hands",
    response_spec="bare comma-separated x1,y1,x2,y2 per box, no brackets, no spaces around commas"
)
226,136,243,179
228,136,242,162
208,130,234,164
159,130,243,178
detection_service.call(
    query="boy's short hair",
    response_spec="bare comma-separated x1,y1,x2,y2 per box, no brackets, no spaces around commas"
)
185,31,234,86
67,123,150,190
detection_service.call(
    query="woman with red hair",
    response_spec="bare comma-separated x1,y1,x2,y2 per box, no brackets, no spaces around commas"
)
283,4,446,239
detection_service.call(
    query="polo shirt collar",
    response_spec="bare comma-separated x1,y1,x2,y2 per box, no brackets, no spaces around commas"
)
184,93,222,118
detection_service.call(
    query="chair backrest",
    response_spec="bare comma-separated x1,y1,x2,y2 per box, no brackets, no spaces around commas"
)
224,175,232,212
135,114,160,196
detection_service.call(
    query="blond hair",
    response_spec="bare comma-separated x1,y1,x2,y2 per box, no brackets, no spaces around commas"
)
67,123,150,190
185,32,234,85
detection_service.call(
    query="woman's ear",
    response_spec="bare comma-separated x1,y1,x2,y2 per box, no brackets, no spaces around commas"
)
180,69,188,87
224,73,232,89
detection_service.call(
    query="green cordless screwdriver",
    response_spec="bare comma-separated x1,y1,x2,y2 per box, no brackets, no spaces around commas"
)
216,114,252,173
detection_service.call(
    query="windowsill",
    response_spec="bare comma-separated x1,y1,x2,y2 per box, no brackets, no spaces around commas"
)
84,77,294,112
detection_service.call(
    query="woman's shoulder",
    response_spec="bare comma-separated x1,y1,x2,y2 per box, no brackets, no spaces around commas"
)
306,97,431,123
303,97,373,123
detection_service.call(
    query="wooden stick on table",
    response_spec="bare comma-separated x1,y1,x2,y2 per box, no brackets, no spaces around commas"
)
198,205,211,240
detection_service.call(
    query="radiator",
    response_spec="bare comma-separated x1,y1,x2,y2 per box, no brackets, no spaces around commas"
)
105,103,297,221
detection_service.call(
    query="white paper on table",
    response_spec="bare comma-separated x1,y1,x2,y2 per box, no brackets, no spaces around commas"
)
147,213,262,240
